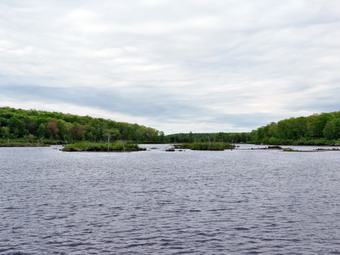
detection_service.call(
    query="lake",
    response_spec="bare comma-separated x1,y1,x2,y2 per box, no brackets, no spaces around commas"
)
0,145,339,254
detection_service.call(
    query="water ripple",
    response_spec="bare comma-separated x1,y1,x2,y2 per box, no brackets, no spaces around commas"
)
0,146,340,254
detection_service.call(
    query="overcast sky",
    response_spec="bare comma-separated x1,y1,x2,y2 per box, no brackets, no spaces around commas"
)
1,0,340,134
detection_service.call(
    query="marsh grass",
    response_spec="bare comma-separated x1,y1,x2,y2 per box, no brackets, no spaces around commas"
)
62,142,146,152
0,139,50,147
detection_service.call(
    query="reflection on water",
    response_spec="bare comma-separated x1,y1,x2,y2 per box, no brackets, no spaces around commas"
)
0,146,339,254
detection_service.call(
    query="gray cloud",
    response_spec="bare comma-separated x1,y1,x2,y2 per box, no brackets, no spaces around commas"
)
1,0,340,133
1,84,201,119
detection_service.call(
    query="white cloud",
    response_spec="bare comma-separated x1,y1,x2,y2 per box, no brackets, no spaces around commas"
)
1,0,340,133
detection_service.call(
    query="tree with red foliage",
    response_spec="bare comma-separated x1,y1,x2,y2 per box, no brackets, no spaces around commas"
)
47,122,59,139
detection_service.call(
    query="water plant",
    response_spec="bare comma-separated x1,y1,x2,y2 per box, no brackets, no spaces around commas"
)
283,148,298,152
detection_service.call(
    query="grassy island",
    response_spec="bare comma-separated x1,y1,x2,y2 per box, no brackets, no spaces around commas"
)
62,142,146,152
175,142,235,151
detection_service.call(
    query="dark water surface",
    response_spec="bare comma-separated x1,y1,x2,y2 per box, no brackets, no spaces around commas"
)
1,145,339,254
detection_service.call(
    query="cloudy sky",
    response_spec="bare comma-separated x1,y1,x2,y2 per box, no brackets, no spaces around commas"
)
1,0,340,134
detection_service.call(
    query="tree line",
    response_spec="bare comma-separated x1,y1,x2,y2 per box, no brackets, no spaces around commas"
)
0,107,165,143
250,111,340,145
1,107,339,145
166,111,340,145
166,132,251,143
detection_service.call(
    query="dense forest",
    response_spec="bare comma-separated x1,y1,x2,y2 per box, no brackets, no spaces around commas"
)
166,132,251,144
250,111,340,145
0,107,165,144
167,111,340,145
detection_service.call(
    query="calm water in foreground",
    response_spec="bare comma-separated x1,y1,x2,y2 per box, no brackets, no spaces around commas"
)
0,145,339,255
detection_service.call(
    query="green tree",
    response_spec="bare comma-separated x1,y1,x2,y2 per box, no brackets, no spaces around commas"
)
323,118,340,140
159,131,165,143
307,113,331,138
8,117,25,138
56,120,69,141
1,126,10,139
38,123,46,139
104,128,120,143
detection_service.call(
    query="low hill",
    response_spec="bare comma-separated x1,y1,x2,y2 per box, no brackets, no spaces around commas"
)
250,111,340,145
0,107,165,144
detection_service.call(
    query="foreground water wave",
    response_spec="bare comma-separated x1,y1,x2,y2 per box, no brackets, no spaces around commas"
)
0,145,339,254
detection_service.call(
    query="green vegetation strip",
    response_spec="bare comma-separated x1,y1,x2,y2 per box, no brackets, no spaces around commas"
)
0,140,49,147
62,142,146,152
176,142,235,151
283,148,298,152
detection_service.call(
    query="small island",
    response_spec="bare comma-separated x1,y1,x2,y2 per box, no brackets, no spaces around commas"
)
62,142,146,152
175,142,235,151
